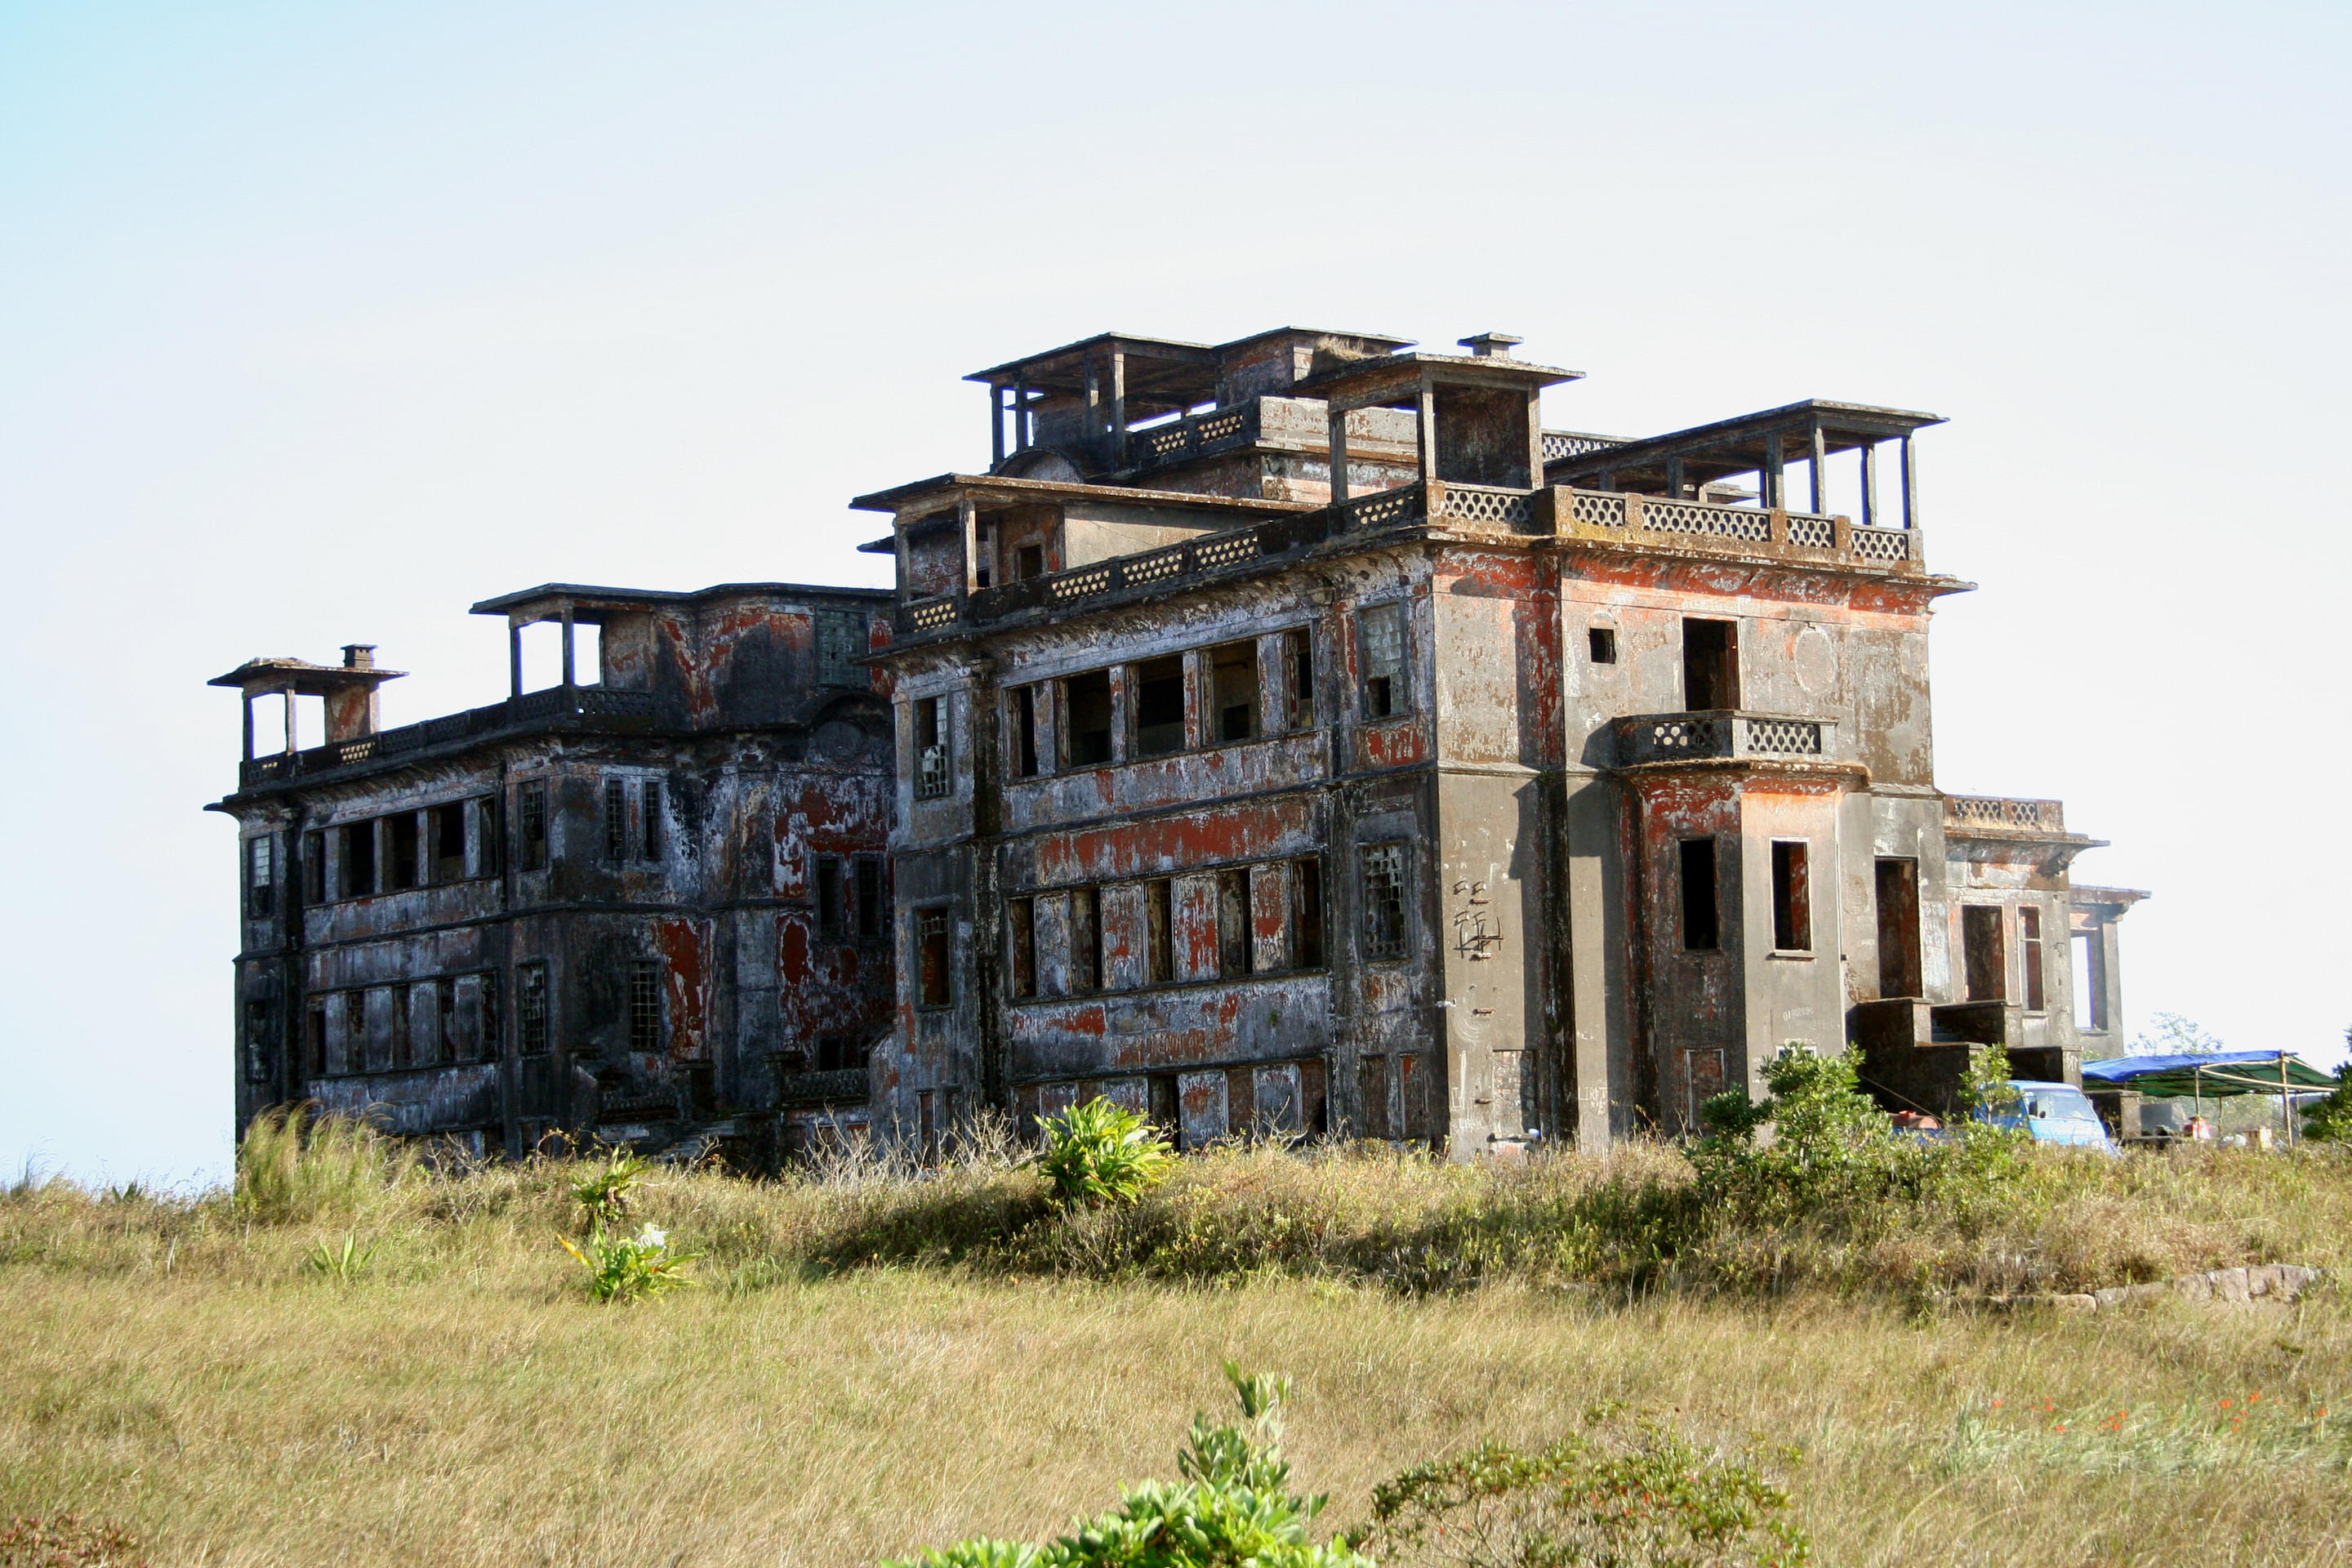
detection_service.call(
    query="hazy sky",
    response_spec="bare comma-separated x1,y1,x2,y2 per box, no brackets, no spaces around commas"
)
4,1,2345,1185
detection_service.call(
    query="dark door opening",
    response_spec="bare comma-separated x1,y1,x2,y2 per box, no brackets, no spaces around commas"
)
1682,618,1740,710
1875,858,1922,998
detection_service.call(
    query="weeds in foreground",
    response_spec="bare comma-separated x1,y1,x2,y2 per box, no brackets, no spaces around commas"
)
303,1232,376,1284
558,1223,700,1303
569,1152,657,1227
234,1106,413,1224
1027,1100,1177,1209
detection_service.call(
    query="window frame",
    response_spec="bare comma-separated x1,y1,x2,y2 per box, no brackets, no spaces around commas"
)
1769,840,1812,954
1360,841,1410,961
1358,601,1410,720
914,906,953,1009
914,696,951,800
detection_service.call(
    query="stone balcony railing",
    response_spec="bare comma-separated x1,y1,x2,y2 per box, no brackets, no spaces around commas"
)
895,481,1925,638
1122,403,1262,471
1943,795,2066,834
1613,710,1842,768
237,686,657,789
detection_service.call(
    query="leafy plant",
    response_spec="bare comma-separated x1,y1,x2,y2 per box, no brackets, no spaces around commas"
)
305,1232,377,1284
570,1151,657,1225
1350,1417,1811,1568
885,1363,1370,1568
1027,1098,1177,1209
558,1223,700,1303
2301,1038,2352,1143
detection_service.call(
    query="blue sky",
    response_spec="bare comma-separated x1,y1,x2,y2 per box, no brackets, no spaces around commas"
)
3,1,2346,1185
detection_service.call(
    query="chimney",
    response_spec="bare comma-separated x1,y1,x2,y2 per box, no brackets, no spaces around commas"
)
1458,332,1523,359
342,644,376,670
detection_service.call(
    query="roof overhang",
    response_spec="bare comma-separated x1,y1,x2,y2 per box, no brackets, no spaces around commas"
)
208,657,405,693
468,581,893,623
1547,399,1945,490
1294,351,1582,414
849,472,1317,520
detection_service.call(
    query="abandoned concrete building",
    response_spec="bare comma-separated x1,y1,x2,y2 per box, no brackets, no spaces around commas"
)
210,583,897,1160
213,324,2143,1158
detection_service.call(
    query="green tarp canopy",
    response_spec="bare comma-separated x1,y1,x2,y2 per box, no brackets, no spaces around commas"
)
2081,1052,2336,1099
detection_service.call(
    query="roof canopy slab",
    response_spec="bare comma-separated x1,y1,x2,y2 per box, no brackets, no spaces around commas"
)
208,653,407,756
1545,398,1945,525
1291,338,1584,497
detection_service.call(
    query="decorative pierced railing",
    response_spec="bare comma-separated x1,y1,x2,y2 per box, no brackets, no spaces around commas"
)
1850,525,1914,563
1560,488,1914,568
1125,403,1260,470
1944,795,2065,833
1541,430,1628,463
904,595,959,632
1436,483,1532,528
777,1068,870,1106
1615,711,1837,768
236,688,657,788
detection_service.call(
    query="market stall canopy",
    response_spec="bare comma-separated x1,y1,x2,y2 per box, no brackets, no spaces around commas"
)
2082,1052,2335,1098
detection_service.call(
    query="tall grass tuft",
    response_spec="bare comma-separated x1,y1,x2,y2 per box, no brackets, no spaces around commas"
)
234,1106,415,1224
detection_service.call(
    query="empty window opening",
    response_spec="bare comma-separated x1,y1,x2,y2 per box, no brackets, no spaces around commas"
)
1148,1074,1179,1140
1292,858,1325,969
1682,618,1740,710
817,1035,863,1072
1360,603,1405,718
2019,904,2047,1012
1144,878,1174,984
519,781,549,871
430,803,466,884
1013,686,1040,777
1771,841,1811,952
518,963,548,1055
1015,543,1045,581
1359,1054,1392,1139
815,857,845,941
1679,839,1720,952
1588,626,1618,665
640,780,665,862
479,970,503,1059
1215,869,1254,978
390,985,412,1070
517,618,601,693
305,1002,327,1077
916,909,952,1008
814,609,863,688
629,960,663,1052
1073,886,1102,993
433,978,457,1066
1874,858,1922,998
855,857,884,940
1008,898,1038,999
1362,843,1408,960
387,813,421,891
2072,933,2106,1031
1962,906,2007,1002
604,779,630,860
1283,627,1316,731
1133,656,1187,757
915,697,951,799
301,830,326,904
339,821,376,899
243,999,271,1080
247,835,276,918
476,796,504,878
1063,670,1113,766
342,991,368,1075
1209,642,1258,744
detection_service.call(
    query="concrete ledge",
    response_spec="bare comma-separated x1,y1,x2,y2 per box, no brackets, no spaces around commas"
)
1989,1264,2322,1314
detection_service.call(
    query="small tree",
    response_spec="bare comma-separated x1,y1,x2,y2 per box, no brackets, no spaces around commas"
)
2301,1033,2352,1143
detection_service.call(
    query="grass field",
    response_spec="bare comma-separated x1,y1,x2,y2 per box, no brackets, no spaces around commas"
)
5,1129,2350,1566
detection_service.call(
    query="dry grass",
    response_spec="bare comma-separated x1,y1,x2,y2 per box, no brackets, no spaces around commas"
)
4,1128,2350,1565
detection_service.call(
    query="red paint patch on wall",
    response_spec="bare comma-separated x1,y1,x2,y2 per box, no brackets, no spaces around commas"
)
653,916,708,1059
1032,798,1315,885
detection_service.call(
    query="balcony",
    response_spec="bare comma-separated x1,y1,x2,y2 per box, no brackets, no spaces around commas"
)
237,687,657,789
1613,711,1843,769
1123,403,1262,473
776,1067,871,1107
1943,795,2065,835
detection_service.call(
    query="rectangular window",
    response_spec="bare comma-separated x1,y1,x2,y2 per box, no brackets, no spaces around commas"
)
390,985,412,1070
1874,858,1922,998
519,962,548,1054
433,977,457,1066
1144,878,1174,984
1132,656,1186,757
301,830,326,904
1682,618,1740,710
1064,670,1113,766
247,835,276,918
1008,897,1038,999
430,802,466,884
1209,641,1258,744
1962,906,2007,1002
1588,626,1618,664
604,778,630,860
480,969,503,1059
854,857,884,940
629,960,663,1052
1361,843,1408,960
1072,886,1102,993
1016,543,1045,581
1215,868,1253,977
640,780,665,862
1283,626,1316,731
915,697,950,799
2073,933,2106,1030
1679,840,1719,952
816,1035,857,1072
476,796,504,878
1013,685,1040,777
1292,858,1325,969
1360,603,1405,718
243,998,272,1080
519,781,549,871
916,909,951,1008
2020,904,2047,1011
388,813,420,891
1771,841,1811,952
815,857,845,941
342,990,367,1074
339,820,376,899
305,1001,327,1077
814,608,863,688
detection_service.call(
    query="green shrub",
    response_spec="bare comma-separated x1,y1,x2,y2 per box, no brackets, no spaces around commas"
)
1027,1099,1177,1209
558,1223,700,1303
2301,1036,2352,1143
303,1232,377,1284
1350,1417,1811,1567
569,1151,656,1226
885,1365,1370,1568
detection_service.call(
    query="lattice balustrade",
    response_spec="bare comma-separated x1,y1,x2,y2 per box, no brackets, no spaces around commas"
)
1132,425,1191,462
1851,526,1913,563
1743,719,1824,755
907,597,959,631
1344,486,1425,532
1944,795,2065,832
1196,409,1250,446
1569,491,1627,528
1787,515,1836,549
1123,547,1190,587
1046,565,1116,602
1437,486,1532,528
1648,720,1704,751
1192,532,1261,570
1642,498,1772,543
1542,431,1626,463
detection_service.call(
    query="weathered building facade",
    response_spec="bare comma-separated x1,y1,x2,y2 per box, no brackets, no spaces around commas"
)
210,581,897,1160
861,327,2144,1154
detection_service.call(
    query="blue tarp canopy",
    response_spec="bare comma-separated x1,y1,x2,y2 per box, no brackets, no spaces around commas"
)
2081,1051,2334,1098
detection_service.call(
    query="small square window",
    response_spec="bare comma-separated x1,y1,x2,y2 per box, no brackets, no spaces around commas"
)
1588,626,1618,665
